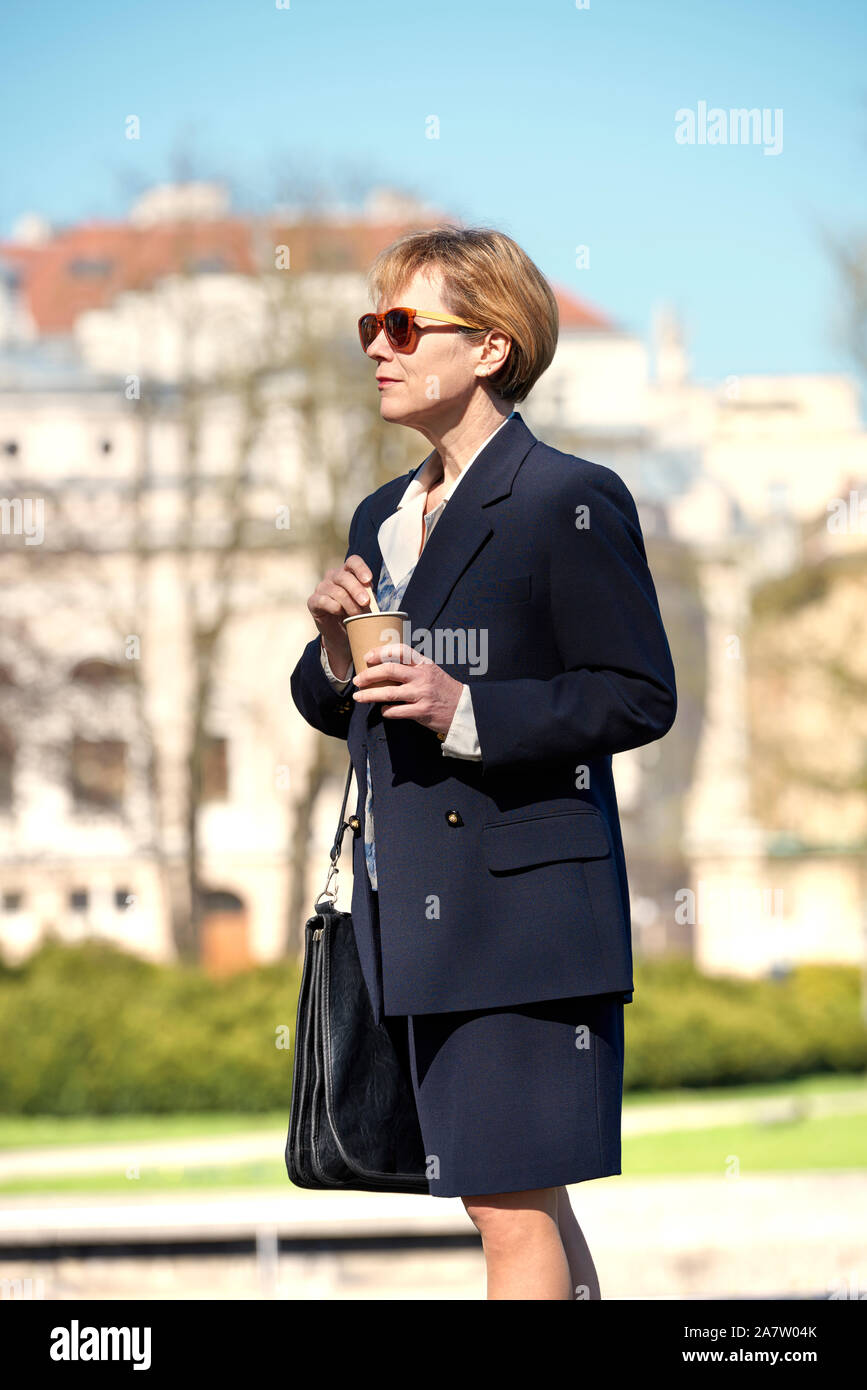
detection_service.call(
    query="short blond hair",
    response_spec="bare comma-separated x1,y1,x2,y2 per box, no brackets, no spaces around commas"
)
365,225,559,403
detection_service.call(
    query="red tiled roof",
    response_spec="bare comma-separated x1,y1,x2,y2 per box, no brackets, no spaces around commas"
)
551,282,614,331
0,213,614,335
0,220,256,333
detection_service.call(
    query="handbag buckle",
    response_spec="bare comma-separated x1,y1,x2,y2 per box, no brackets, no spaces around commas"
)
318,859,339,903
314,766,355,909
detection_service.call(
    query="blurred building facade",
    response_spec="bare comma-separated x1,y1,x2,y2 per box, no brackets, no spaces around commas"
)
0,182,865,978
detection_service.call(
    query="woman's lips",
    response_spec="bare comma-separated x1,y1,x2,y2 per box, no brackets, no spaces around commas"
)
377,379,400,389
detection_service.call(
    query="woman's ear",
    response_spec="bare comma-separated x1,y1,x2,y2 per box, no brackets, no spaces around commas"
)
475,329,511,380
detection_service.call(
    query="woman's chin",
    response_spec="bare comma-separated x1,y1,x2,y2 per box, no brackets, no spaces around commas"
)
379,394,415,423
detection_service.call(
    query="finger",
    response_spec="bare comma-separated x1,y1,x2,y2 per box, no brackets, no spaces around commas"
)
353,683,413,703
314,586,367,625
345,555,374,586
366,642,421,666
353,668,417,695
311,589,346,618
343,555,375,605
322,575,370,616
335,571,373,609
380,702,418,719
354,659,419,686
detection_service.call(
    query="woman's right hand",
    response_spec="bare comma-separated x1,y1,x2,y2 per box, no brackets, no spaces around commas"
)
308,555,374,679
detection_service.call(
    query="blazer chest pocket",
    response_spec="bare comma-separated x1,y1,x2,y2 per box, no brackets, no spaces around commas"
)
469,573,531,604
482,809,611,872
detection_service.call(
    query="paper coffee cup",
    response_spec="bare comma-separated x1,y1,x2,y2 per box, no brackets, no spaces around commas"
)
343,610,410,676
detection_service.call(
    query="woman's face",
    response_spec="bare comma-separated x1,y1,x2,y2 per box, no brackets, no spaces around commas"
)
364,266,503,432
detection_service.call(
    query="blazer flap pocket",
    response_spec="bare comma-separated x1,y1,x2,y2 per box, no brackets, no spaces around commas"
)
482,810,610,871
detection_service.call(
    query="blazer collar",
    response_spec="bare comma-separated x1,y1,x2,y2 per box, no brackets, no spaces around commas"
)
356,409,538,649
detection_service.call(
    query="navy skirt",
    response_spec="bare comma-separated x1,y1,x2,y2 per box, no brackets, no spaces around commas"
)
371,892,625,1199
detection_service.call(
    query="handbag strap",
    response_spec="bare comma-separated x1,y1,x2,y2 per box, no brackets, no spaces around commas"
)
317,759,355,905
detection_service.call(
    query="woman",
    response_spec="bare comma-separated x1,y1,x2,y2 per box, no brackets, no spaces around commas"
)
291,225,677,1300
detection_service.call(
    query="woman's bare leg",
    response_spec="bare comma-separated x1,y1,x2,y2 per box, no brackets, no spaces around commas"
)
556,1185,601,1299
461,1187,572,1300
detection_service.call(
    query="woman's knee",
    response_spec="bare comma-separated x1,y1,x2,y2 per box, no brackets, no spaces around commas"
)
461,1187,560,1242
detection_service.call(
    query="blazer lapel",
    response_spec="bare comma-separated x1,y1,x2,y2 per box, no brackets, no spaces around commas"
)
397,411,538,641
350,412,537,731
349,469,412,595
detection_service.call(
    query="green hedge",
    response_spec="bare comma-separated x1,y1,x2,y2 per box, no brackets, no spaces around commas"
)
623,955,867,1089
0,941,864,1113
0,940,302,1115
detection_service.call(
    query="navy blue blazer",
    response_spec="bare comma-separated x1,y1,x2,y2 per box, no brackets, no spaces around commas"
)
291,411,676,1023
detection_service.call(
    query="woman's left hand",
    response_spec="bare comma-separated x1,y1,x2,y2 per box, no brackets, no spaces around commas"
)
351,642,463,737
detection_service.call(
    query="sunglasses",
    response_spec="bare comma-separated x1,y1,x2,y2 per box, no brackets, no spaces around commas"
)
358,306,483,353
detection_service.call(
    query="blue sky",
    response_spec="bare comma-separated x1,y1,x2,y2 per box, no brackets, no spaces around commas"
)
2,0,866,386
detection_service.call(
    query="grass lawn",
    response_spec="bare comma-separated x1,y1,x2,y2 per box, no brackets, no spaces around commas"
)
620,1070,867,1107
0,1071,863,1152
0,1113,864,1194
0,1110,284,1150
621,1110,867,1176
0,1073,863,1193
0,1162,290,1196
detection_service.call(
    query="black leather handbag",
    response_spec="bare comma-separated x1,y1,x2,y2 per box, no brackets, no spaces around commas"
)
285,760,430,1193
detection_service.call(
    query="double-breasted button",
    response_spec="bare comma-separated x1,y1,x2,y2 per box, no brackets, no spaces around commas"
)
348,815,360,833
445,810,463,826
436,731,446,741
338,699,352,712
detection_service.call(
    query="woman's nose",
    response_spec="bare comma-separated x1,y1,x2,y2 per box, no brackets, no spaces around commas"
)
366,329,392,360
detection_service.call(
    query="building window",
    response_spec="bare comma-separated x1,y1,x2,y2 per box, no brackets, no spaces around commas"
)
202,889,244,913
3,441,18,455
69,889,89,911
114,888,132,910
2,892,22,912
201,735,228,802
70,737,126,810
100,439,113,455
311,240,354,271
0,727,13,810
71,658,131,686
67,257,114,278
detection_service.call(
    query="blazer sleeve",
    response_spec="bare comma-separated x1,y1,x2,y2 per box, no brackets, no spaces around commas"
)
290,497,367,741
469,465,677,771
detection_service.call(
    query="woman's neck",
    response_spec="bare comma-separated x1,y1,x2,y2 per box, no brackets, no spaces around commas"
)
423,400,512,490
